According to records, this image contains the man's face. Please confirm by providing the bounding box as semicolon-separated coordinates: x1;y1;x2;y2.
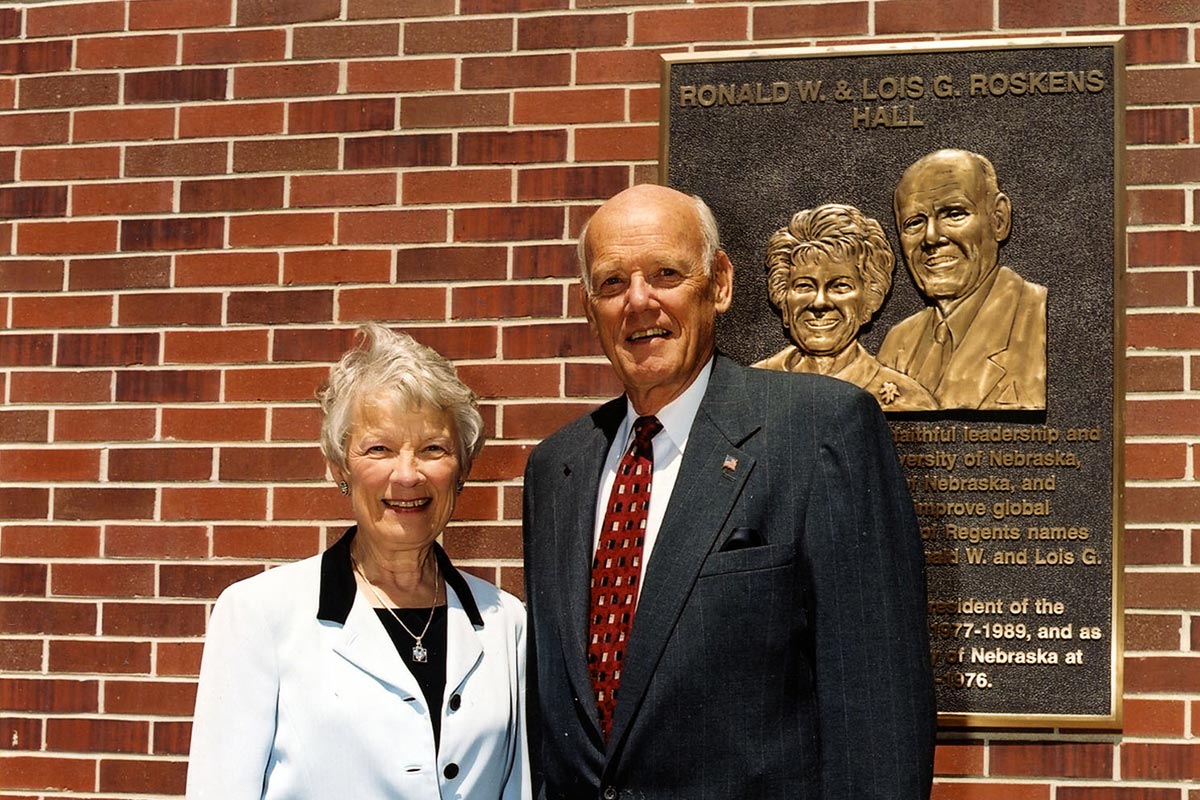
784;253;865;357
582;187;732;414
894;155;1008;302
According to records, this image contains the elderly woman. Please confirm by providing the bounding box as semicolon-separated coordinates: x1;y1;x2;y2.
754;203;936;411
187;323;528;799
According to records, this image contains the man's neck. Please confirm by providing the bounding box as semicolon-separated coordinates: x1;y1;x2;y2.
933;264;1001;319
626;352;715;416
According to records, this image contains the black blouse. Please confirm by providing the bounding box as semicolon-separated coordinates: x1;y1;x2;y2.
375;606;449;750
315;527;486;755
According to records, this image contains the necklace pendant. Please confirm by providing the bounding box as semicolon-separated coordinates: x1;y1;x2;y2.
412;642;428;663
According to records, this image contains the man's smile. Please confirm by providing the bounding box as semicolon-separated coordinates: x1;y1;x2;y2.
920;252;960;269
627;327;670;343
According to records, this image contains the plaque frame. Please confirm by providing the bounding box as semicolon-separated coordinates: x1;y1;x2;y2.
660;37;1125;729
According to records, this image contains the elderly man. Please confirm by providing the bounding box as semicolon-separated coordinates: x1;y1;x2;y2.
522;184;935;800
878;149;1047;410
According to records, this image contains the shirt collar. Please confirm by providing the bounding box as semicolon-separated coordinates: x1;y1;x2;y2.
317;526;483;628
621;356;714;454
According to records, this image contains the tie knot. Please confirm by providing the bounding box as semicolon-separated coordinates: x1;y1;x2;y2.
632;415;662;444
933;320;950;345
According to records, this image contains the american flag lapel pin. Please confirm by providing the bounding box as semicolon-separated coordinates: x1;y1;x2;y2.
722;454;738;473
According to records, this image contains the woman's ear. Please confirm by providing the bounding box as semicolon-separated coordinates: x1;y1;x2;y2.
327;462;348;493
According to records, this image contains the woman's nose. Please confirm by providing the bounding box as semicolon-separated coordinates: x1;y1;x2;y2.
389;455;424;486
810;286;834;310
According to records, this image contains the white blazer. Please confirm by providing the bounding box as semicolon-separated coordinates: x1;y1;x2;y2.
186;531;529;800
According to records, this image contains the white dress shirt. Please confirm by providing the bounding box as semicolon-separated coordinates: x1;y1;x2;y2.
591;357;714;586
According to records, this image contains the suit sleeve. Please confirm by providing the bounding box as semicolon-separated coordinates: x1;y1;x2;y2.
185;584;278;800
803;388;936;799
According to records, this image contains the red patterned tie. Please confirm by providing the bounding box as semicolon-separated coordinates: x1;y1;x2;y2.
588;415;662;741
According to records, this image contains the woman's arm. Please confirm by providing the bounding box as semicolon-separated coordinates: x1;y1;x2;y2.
501;597;532;800
186;583;279;800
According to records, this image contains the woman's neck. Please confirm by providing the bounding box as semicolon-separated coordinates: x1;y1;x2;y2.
351;537;442;607
794;343;859;376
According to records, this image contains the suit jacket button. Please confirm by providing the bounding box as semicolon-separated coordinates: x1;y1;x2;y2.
443;763;459;780
449;693;461;711
602;787;617;800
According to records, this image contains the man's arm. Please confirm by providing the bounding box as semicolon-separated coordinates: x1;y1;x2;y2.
803;387;936;799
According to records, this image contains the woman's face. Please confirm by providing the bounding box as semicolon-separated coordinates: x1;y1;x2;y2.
783;253;867;357
334;395;461;555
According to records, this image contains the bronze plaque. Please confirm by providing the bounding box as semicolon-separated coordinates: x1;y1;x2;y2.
663;37;1124;727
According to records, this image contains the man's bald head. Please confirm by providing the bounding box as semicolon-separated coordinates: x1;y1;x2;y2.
578;184;721;295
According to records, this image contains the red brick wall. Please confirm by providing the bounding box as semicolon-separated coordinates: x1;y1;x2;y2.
0;1;1196;796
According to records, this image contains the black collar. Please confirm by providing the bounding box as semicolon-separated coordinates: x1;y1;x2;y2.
316;526;484;627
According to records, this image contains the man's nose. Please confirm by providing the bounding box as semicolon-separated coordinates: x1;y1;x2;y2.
922;217;943;247
626;273;654;309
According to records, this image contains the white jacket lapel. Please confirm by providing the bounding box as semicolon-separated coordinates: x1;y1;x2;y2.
445;583;484;696
331;590;422;699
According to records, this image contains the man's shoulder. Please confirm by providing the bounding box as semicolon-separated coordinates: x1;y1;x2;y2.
995;265;1047;302
528;395;621;458
880;306;933;345
981;266;1047;332
725;358;877;418
720;364;890;463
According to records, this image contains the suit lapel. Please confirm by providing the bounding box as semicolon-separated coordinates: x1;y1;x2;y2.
444;586;484;697
551;398;624;736
941;268;1020;406
333;560;485;711
606;357;761;754
331;591;422;699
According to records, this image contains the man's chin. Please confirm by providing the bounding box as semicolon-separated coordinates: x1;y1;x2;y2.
617;339;673;362
916;278;966;299
614;354;681;387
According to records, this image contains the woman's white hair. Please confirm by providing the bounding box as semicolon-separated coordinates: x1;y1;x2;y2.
317;323;485;476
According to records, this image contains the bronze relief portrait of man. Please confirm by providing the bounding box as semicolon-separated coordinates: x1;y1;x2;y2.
757;149;1048;412
880;149;1047;410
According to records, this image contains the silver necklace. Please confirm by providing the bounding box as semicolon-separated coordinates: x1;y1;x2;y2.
353;554;440;664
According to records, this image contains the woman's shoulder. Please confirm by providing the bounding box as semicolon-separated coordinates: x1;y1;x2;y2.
213;551;324;609
751;345;799;371
457;569;526;625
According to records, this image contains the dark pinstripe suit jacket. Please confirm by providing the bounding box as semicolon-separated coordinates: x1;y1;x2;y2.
522;355;936;799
